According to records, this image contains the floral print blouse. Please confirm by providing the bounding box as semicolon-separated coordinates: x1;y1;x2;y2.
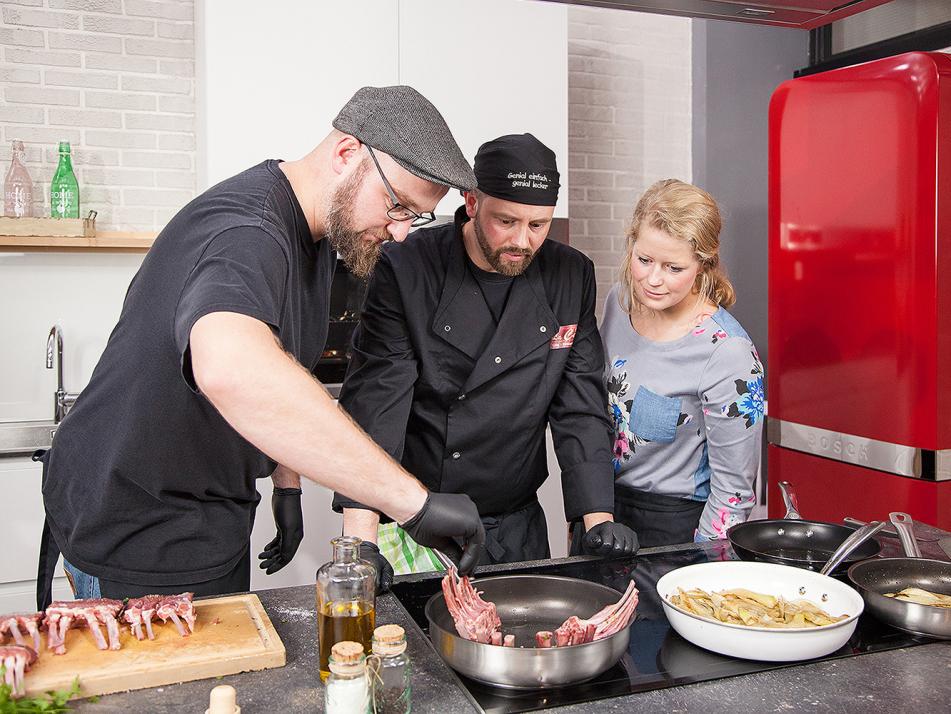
601;284;765;540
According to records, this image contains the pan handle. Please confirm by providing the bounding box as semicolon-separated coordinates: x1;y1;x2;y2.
819;520;885;575
778;481;802;520
889;512;921;558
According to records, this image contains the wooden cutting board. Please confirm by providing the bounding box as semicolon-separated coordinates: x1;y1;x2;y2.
23;593;286;699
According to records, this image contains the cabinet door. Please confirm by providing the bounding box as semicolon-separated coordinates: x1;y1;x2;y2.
0;457;70;612
199;0;400;187
399;0;569;218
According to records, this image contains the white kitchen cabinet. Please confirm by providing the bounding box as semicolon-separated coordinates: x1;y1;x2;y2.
198;0;400;188
0;456;71;613
399;0;569;218
197;0;568;216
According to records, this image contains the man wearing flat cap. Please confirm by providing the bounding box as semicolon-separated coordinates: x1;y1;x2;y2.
335;133;639;588
37;86;486;604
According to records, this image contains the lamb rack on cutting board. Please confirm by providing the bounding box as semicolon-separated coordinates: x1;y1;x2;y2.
125;592;197;640
44;598;124;654
0;613;43;651
0;644;38;698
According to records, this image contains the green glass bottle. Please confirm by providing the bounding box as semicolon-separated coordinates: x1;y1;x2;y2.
50;141;79;218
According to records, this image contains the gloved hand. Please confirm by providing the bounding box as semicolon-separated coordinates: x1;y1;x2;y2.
359;541;394;594
582;521;639;557
400;492;485;576
258;487;304;574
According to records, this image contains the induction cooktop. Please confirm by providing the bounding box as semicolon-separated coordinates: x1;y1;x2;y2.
389;543;934;714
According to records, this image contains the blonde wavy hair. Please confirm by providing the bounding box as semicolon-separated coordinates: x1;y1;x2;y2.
620;178;735;314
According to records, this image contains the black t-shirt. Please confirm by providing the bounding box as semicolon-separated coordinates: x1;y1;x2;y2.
42;160;333;586
467;256;514;324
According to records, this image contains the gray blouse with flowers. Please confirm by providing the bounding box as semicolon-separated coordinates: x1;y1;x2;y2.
601;284;765;540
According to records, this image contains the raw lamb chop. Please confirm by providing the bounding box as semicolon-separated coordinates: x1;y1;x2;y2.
0;613;42;651
44;598;124;655
155;592;197;637
441;570;501;644
552;580;639;646
0;644;38;698
123;595;164;641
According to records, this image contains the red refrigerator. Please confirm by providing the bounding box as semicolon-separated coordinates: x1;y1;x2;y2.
767;51;951;529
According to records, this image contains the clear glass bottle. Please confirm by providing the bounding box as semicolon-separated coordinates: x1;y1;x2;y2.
370;624;411;714
4;139;33;218
324;640;370;714
317;536;376;682
50;141;79;218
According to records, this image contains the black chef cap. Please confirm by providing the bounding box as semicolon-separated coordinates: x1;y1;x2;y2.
473;133;560;207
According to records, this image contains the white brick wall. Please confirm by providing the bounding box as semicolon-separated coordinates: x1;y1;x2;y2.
0;0;196;231
567;7;692;310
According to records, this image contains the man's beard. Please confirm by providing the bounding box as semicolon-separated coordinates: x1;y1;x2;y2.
473;214;535;277
325;159;386;279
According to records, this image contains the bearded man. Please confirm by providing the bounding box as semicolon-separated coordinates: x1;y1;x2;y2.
37;86;487;605
334;134;639;591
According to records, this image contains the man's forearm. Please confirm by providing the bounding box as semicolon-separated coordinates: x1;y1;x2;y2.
271;464;302;490
191;312;427;523
582;512;613;530
343;508;382;544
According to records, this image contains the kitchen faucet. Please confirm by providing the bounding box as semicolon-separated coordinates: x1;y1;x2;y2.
46;325;79;424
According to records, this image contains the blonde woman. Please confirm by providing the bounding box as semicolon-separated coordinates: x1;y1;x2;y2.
597;179;764;547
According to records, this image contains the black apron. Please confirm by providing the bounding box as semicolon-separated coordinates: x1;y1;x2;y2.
34;449;61;610
569;486;705;554
479;499;551;565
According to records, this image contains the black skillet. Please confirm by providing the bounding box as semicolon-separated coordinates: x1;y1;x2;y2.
727;480;881;573
847;512;951;639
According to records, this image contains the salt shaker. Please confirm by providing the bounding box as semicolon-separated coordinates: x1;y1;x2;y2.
325;640;370;714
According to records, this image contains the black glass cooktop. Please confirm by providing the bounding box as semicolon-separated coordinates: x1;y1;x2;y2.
389;543;934;714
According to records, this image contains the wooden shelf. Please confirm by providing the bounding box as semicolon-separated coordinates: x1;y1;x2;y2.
0;230;156;252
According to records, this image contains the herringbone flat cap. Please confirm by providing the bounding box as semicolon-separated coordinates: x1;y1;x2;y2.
333;85;475;192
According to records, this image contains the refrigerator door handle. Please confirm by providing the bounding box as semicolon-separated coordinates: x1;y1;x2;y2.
768;419;951;482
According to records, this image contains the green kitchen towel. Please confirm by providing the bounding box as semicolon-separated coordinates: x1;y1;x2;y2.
377;521;447;575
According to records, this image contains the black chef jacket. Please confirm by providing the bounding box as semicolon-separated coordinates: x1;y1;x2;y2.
333;206;614;522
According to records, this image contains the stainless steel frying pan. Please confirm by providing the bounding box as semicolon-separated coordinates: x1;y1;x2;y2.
847;512;951;639
425;574;632;689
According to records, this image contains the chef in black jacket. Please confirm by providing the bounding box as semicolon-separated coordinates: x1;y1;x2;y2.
334;134;638;589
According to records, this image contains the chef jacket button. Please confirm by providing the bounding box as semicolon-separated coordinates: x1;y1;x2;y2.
451;451;461;460
444;325;451;332
540;325;547;333
494;356;502;364
457;393;466;401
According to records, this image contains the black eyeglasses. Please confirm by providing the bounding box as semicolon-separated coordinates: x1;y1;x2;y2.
366;145;437;227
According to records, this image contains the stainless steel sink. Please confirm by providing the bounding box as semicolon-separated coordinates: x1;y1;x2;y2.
0;420;57;456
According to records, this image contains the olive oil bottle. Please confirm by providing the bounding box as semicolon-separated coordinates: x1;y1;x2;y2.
316;536;376;681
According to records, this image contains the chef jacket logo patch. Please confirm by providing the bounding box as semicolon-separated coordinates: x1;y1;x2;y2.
550;324;577;350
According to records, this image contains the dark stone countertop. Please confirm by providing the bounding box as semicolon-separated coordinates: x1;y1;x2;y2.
73;540;951;713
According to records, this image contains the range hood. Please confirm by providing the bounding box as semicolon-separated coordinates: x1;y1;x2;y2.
539;0;895;29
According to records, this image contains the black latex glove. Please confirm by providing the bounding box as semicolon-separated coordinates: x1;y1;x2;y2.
400;492;485;576
258;487;304;574
582;521;639;557
359;541;394;594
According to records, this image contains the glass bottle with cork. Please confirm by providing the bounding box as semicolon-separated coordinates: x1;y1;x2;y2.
369;624;411;714
3;139;34;218
50;141;79;218
317;536;375;682
324;640;370;714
